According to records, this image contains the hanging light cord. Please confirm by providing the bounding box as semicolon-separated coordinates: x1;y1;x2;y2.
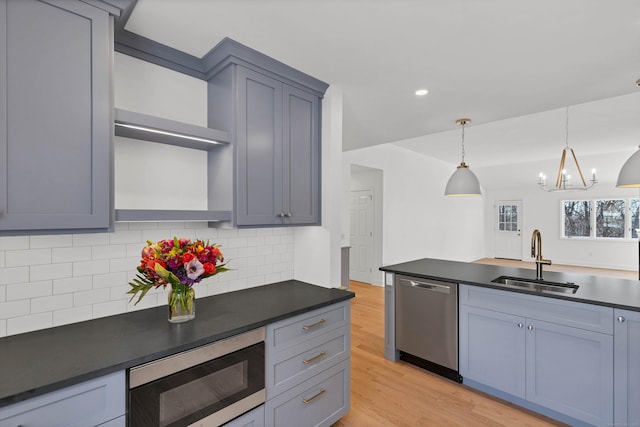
564;106;570;150
460;121;466;164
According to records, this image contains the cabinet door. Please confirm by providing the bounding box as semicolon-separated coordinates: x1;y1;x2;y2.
0;0;111;231
235;66;283;226
282;84;320;225
525;319;613;426
614;309;640;426
459;305;526;398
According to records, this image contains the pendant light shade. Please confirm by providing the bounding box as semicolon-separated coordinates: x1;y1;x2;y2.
445;163;482;196
445;118;481;196
616;146;640;188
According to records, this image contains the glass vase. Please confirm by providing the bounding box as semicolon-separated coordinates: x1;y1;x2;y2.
168;285;195;323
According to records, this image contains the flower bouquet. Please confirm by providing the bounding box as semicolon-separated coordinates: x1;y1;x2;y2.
128;237;228;322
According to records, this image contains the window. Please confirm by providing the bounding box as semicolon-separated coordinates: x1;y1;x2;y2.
562;198;639;240
563;200;591;238
498;204;518;231
632;198;639;239
595;199;625;238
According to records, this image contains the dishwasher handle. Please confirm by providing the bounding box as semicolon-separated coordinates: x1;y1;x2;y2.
404;279;452;295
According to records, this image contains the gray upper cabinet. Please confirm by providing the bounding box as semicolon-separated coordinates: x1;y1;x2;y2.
206;39;327;227
0;0;112;232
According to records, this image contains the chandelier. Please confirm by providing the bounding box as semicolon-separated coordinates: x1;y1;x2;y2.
538;107;597;192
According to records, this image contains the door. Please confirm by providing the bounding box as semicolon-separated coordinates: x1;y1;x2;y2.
349;190;374;283
459;305;526;398
235;66;283;226
282;84;319;225
0;0;111;231
525;319;613;426
614;309;640;426
494;200;522;260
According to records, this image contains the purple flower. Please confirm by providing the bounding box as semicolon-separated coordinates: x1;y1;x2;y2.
185;258;204;280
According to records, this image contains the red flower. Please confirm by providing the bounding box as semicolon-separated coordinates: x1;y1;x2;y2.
146;259;166;272
182;252;195;264
203;262;216;275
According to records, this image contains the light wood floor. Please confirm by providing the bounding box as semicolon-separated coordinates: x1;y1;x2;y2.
333;280;568;427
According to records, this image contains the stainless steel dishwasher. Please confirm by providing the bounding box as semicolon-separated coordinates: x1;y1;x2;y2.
395;274;462;382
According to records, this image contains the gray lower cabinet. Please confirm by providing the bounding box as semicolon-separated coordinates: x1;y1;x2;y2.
0;371;125;427
459;284;614;426
614;308;640;426
264;301;351;426
0;0;112;232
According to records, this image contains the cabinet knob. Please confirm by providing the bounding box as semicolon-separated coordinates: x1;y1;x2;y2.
618;316;626;323
284;212;292;217
277;212;284;218
517;322;524;328
527;325;533;331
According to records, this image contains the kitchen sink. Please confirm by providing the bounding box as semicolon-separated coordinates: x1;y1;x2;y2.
491;276;579;294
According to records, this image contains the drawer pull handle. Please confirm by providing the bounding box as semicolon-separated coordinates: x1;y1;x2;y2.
302;388;326;404
303;351;327;364
302;319;326;330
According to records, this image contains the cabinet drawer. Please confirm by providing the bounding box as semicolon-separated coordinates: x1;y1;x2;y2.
223;404;264;427
264;359;350;427
266;326;349;399
0;371;125;427
266;302;349;352
460;284;613;334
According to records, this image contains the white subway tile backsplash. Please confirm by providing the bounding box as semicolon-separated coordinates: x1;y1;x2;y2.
6;249;51;267
0;300;30;319
109;230;142;245
8;312;52;335
74;288;110;306
73;233;110;247
52;247;92;263
94;272;127;289
53;277;92;294
73;260;110;277
0;236;29;251
7;280;52;301
31;294;74;313
0;267;29;285
53;306;92;327
0;224;294;337
30;234;72;249
92;244;127;260
31;263;72;281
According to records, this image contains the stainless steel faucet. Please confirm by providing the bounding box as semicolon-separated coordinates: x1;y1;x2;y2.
531;229;552;280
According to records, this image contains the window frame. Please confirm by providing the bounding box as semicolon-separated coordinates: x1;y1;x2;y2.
561;197;640;241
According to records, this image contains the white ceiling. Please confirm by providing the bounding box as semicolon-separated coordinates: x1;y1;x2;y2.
125;0;640;188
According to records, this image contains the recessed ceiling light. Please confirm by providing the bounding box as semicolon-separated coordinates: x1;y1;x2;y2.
415;89;429;96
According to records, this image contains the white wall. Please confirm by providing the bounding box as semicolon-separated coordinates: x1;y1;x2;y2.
294;85;344;288
484;186;639;271
343;144;486;268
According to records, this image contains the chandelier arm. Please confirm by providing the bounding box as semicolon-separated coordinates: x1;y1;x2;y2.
570;148;587;187
556;150;567;188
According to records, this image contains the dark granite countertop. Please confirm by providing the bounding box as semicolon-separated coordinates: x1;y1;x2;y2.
0;280;354;408
380;258;640;311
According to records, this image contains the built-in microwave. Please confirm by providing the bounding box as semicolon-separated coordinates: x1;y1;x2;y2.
128;327;265;427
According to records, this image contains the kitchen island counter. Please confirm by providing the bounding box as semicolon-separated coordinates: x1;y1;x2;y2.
0;280;354;407
380;258;640;312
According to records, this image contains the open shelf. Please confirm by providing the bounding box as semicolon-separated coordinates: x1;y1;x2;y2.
114;108;231;151
115;209;231;222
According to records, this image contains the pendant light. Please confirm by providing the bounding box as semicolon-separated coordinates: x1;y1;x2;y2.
616;145;640;188
537;106;597;192
445;118;481;196
616;80;640;188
